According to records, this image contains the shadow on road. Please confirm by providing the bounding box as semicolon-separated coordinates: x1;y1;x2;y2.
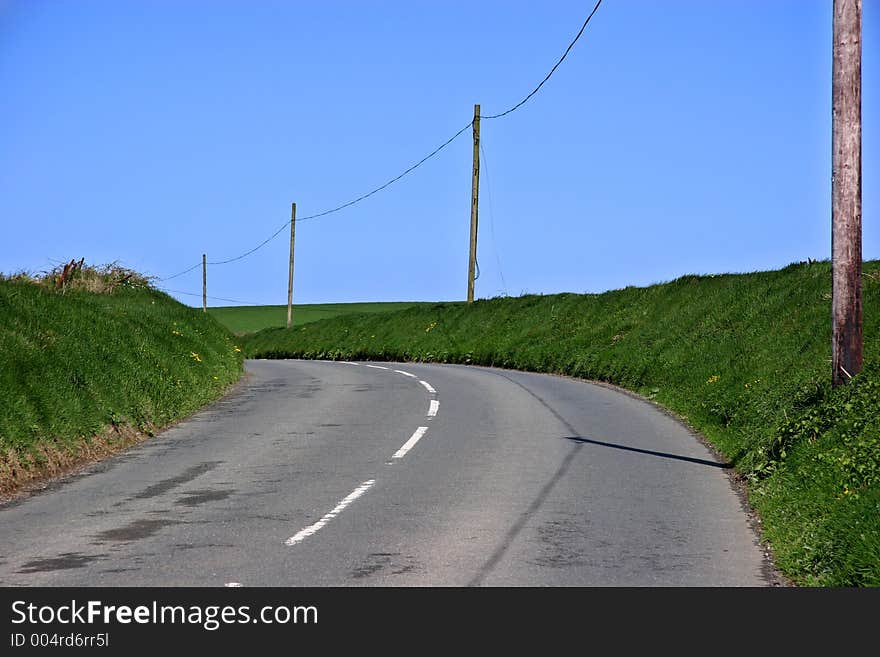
563;436;732;469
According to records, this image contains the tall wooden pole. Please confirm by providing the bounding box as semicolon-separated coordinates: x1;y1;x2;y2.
287;203;297;329
467;104;481;304
202;253;207;313
832;0;862;386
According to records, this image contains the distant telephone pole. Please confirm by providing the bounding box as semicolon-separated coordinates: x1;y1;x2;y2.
832;0;862;386
202;253;207;313
287;202;296;329
467;103;481;304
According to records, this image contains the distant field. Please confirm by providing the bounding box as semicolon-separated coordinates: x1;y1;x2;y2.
209;302;440;335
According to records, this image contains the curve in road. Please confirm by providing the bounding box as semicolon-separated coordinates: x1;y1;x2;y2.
0;360;778;586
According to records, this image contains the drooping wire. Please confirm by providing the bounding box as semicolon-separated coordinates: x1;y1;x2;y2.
207;221;293;266
480;0;604;120
158;287;263;306
480;141;508;296
157;1;604;280
296;120;474;224
201;119;474;268
157;261;202;282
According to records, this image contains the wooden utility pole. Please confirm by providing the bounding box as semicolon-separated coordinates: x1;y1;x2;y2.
202;253;207;313
287;202;297;329
467;103;481;304
832;0;862;386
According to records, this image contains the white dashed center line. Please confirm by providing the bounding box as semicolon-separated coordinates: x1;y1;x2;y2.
284;363;439;546
393;427;429;459
285;480;376;546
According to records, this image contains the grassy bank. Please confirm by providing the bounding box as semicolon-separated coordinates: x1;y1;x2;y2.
0;265;244;495
242;259;880;586
209;301;441;335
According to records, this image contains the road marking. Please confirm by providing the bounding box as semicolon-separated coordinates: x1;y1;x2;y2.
340;361;358;366
335;362;438;460
285;480;376;546
393;426;429;459
225;582;243;587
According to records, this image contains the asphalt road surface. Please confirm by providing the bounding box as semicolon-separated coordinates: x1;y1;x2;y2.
0;360;776;586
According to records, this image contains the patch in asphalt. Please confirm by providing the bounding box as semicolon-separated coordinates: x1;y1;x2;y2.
174;488;234;507
531;517;589;568
17;552;106;573
93;518;180;543
351;552;421;579
127;461;223;501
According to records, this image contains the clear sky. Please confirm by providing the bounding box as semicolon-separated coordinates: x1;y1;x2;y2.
1;0;877;306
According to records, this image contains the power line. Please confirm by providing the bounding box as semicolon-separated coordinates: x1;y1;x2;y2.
208;220;292;266
156;1;604;279
480;0;604;120
217;119;474;264
158;287;262;306
480;141;508;296
165;119;474;273
296;120;474;224
157;262;202;282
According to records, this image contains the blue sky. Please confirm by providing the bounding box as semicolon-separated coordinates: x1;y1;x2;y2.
1;0;876;305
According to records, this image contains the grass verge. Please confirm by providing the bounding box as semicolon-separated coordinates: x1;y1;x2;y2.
0;265;244;497
241;259;880;586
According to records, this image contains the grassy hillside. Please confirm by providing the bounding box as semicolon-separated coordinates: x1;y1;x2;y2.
242;260;880;586
0;265;243;495
209;301;442;335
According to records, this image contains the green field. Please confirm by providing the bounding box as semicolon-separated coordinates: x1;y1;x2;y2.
0;266;243;494
209;301;443;335
241;260;880;586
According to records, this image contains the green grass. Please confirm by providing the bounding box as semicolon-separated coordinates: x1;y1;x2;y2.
209;301;441;335
241;259;880;587
0;275;244;488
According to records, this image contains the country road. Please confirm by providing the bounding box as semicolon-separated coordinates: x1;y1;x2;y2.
0;360;777;586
